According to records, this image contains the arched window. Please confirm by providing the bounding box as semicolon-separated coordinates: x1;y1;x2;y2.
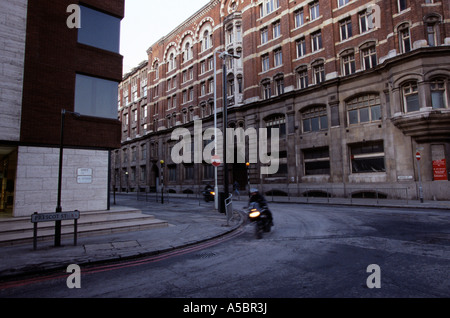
202;30;212;51
346;94;381;125
301;105;328;132
168;53;176;71
153;62;159;79
184;42;192;62
265;114;286;137
402;81;419;112
424;14;441;47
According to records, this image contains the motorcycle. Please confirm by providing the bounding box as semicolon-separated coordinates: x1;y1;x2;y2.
247;202;273;239
202;190;215;202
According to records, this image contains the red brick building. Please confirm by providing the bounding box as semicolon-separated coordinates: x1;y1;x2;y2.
0;0;124;217
115;0;450;201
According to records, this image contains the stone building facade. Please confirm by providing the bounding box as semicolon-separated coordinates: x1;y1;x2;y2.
114;0;450;200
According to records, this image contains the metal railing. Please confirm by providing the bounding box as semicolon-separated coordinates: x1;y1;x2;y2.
262;186;411;206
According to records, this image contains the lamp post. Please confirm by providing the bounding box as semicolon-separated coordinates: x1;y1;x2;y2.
246;162;250;194
55;109;80;247
213;50;240;206
160;160;165;204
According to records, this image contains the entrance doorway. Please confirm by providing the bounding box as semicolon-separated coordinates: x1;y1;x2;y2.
0;147;17;217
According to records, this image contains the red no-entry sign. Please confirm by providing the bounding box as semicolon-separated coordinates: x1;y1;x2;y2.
211;155;221;167
416;152;421;161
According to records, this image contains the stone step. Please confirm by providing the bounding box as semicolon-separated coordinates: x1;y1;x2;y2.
0;208;169;247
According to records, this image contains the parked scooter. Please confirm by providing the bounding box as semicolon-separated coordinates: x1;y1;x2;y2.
246;202;273;239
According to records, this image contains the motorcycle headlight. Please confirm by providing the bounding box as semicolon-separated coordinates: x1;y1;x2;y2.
249;209;261;218
210;191;215;196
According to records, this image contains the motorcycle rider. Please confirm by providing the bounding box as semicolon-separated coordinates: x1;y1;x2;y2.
248;188;273;226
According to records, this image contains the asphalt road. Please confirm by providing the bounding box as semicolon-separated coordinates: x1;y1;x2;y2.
0;200;449;300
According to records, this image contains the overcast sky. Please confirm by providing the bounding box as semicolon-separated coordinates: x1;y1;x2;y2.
120;0;210;74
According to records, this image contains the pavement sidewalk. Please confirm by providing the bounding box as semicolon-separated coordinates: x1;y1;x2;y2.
0;196;244;279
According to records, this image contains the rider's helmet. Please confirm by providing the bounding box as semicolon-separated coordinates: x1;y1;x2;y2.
250;188;259;196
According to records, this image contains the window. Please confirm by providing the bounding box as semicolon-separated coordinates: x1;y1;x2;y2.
266;115;286;137
168;52;176;71
296;37;306;58
312;62;325;84
154;62;159;79
273;21;281;38
262;80;271;99
431;79;447;109
227;76;235;97
361;46;377;70
236;24;242;42
184;42;192;62
340;18;352;41
200;60;206;74
398;0;407;12
208;78;214;94
274;48;283;67
262;54;270;72
200;82;206;96
309;1;320;21
303;147;330;175
168;165;177;182
359;10;375;34
295;9;304;28
338;0;350;7
347;94;381;125
427;24;437;47
184;164;194;180
203;30;212;51
74;74;118;119
227;26;234;44
140;166;146;182
399;25;411;53
78;5;120;53
261;27;269;45
237;75;243;94
208;57;214;70
260;0;280;17
275;77;284;95
302;106;328;132
402;82;420;112
297;67;309;89
203;163;214;179
311;31;322;52
342;52;356;76
350;141;385;173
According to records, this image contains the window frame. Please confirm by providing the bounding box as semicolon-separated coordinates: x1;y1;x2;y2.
346;94;382;125
402;82;420;113
301;105;328;133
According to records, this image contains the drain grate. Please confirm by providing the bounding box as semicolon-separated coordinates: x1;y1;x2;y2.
195;252;217;259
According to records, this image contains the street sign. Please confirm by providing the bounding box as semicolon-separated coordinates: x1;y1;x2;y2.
31;211;80;223
31;211;80;250
416;152;421;161
211;155;221;167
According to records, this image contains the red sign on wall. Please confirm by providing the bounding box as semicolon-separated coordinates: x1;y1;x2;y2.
433;159;448;181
